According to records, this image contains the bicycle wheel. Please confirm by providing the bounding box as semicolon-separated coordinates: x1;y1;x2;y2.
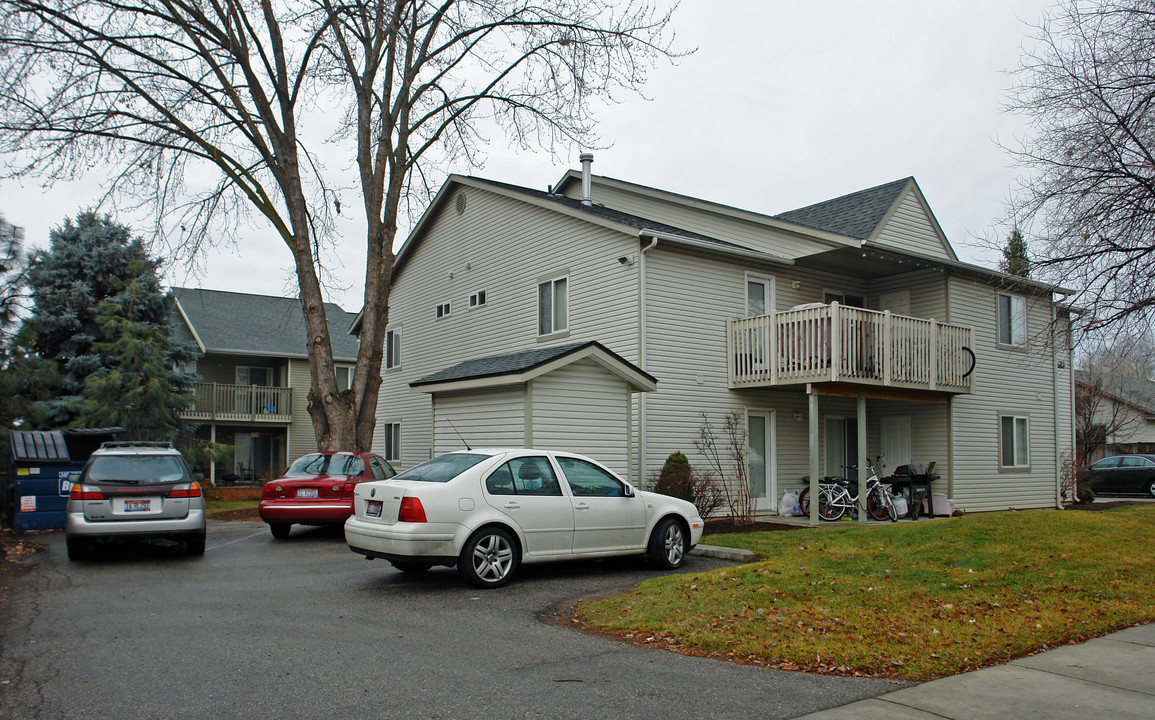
866;486;892;521
818;486;847;521
799;486;844;521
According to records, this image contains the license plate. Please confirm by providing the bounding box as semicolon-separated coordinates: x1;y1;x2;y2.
296;488;319;499
365;501;383;518
125;499;152;513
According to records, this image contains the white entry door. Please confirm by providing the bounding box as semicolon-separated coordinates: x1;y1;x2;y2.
880;416;912;475
748;412;776;510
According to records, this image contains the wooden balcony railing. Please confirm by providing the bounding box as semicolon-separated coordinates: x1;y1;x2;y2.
728;303;974;393
180;382;293;423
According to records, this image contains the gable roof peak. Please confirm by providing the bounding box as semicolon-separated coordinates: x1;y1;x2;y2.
773;177;915;241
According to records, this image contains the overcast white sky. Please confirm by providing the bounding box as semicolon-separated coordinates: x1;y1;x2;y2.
0;0;1056;312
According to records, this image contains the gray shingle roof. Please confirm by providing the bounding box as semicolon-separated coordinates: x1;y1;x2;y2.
1075;371;1155;414
410;340;655;388
466;177;758;254
774;177;912;240
171;287;360;361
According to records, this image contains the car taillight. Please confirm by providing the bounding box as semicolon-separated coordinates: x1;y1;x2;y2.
170;481;202;499
398;497;427;523
69;484;104;500
263;484;283;494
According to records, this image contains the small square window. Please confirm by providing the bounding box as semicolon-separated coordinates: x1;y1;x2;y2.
469;290;487;308
335;365;353;390
436;302;451;319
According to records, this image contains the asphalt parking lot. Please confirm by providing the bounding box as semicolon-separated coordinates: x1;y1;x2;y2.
0;520;901;719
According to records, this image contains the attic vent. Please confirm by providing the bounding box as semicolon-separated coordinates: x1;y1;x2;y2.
455;193;467;215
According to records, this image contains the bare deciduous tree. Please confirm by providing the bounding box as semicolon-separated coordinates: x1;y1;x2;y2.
1004;0;1155;336
693;410;753;524
1074;331;1155;463
0;1;681;449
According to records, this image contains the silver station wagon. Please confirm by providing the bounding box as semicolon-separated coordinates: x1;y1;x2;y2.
65;441;207;560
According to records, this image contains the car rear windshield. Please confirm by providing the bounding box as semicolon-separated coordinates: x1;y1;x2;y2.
393;453;490;483
285;453;365;477
87;455;186;484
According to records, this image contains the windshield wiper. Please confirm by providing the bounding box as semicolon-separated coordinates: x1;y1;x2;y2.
97;479;141;485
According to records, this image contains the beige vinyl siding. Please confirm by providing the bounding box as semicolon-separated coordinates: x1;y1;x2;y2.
565;180;844;259
873;192;955;260
530;359;631;477
868;270;947;320
432;387;525;454
948;277;1059;511
285;358;319;461
377;185;639;469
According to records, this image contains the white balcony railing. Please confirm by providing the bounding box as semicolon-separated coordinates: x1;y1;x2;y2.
728;303;974;393
181;382;293;423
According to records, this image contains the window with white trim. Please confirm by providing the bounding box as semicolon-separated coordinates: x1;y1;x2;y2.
998;293;1026;346
384;422;401;462
335;365;353;390
469;290;487;308
385;328;401;370
1000;415;1029;468
538;276;568;335
435;302;451;319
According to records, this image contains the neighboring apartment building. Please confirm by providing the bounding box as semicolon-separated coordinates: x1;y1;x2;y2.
1075;371;1155;461
370;159;1075;514
171;287;359;484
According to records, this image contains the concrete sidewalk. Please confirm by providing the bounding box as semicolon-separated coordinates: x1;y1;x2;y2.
795;624;1155;719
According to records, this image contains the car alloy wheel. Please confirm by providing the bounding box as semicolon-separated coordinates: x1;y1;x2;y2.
649;518;686;570
460;527;518;588
1148;479;1155;499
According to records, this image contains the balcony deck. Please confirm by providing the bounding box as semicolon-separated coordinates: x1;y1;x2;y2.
728;303;974;394
181;382;293;423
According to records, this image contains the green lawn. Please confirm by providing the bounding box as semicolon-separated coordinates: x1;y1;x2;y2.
580;505;1155;680
205;499;258;517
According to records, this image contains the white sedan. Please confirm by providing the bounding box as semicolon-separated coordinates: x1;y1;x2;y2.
345;449;704;588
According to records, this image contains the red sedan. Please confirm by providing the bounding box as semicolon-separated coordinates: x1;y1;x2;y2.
259;452;396;538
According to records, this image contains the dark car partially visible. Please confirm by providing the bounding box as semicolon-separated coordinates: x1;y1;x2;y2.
1080;454;1155;497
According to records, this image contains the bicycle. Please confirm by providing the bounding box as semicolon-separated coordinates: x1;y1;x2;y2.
798;457;897;522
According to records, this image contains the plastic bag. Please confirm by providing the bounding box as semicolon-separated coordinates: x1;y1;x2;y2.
779;490;800;517
889;492;908;518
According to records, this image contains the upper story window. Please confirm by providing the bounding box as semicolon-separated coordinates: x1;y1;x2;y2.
998;293;1026;346
1000;415;1029;468
538;276;568;335
436;302;451;319
385;328;401;370
469;290;487;308
335;365;353;390
237;366;271;386
746;274;775;317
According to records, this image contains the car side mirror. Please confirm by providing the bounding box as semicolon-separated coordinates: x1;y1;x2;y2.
623;484;635;498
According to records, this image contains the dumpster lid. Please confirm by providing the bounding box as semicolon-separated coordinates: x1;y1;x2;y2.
9;431;71;462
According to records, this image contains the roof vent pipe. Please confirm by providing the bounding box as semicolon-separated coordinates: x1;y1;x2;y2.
579;153;594;205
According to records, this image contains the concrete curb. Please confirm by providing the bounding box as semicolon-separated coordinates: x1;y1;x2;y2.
691;544;758;562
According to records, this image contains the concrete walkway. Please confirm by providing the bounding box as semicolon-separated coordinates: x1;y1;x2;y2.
795;624;1155;719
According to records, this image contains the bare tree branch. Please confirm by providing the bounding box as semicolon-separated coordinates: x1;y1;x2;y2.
0;0;684;449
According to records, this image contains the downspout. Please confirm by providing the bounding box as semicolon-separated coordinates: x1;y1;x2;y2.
638;234;659;486
1052;301;1062;508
